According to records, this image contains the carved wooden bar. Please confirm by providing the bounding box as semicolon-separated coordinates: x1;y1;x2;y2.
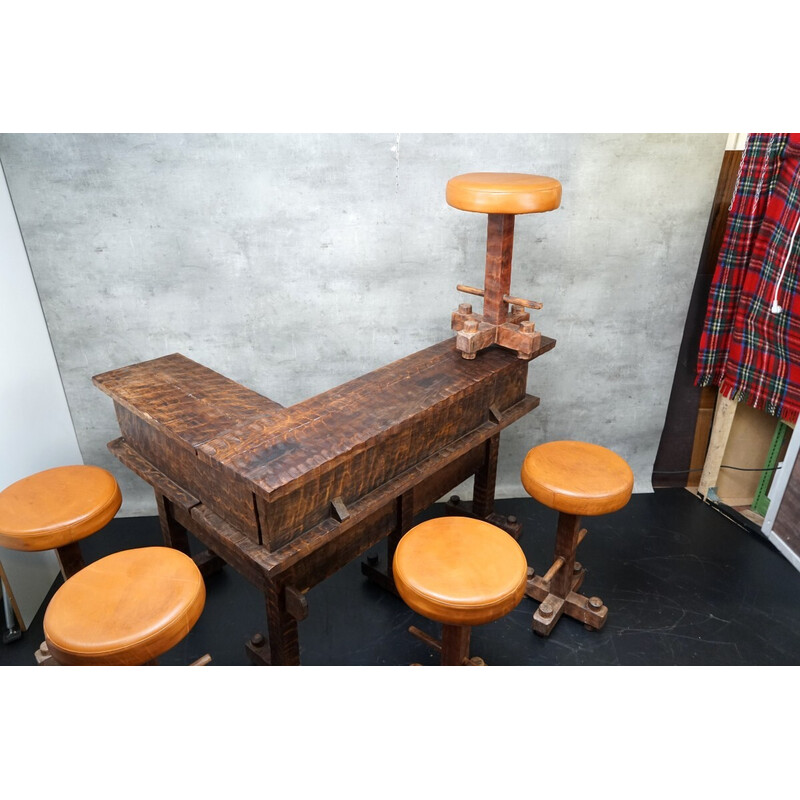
93;336;554;664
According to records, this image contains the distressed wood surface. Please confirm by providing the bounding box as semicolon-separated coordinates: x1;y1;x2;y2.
95;337;555;663
94;353;285;447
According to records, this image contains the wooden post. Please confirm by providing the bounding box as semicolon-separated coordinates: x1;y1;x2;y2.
265;584;300;666
551;512;582;598
55;541;85;580
440;624;471;666
387;489;414;581
698;391;738;500
156;493;191;555
472;434;499;520
482;214;515;325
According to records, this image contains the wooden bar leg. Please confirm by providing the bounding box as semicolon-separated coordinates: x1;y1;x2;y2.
156;493;191;555
264;584;300;666
55;541;85;580
466;435;521;539
441;624;471;666
361;489;414;595
156;492;225;578
472;435;499;521
698;390;738;501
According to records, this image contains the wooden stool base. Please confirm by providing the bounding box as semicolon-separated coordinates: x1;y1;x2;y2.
525;515;608;636
526;569;608;635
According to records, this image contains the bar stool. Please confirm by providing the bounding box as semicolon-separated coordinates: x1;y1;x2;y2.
448;172;561;360
393;517;528;665
521;440;633;636
0;465;122;579
40;546;208;666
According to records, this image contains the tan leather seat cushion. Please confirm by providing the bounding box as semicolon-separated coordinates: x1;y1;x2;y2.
521;440;634;516
393;517;528;627
44;546;206;666
0;465;121;551
446;172;562;215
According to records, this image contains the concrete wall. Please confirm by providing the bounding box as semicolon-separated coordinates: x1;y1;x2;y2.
0;133;727;516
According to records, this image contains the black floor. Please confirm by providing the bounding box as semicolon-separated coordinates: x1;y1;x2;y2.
3;487;800;667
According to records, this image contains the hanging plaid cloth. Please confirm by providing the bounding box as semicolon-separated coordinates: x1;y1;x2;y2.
696;133;800;423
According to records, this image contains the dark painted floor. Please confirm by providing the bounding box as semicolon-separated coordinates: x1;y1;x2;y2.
3;487;800;667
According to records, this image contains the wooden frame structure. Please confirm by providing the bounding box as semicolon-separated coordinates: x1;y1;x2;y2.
94;336;554;665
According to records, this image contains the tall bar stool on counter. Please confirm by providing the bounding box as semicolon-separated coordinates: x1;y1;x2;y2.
41;546;208;666
447;171;562;361
393;517;528;665
520;440;633;636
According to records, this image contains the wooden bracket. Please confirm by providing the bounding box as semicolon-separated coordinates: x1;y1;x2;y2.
285;586;309;621
330;496;350;522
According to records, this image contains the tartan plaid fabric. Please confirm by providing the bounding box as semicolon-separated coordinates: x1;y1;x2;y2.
696;133;800;422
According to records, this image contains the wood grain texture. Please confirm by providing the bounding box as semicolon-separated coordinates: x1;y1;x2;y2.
96;337;555;663
483;214;515;325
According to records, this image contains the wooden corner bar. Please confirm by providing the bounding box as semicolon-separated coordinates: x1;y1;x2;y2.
93;336;555;664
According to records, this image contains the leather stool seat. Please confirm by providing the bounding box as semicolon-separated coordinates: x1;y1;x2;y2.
394;517;527;663
0;465;122;552
446;172;562;215
43;546;206;666
521;440;634;516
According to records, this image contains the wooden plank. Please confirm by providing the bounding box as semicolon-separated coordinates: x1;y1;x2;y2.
698;391;737;499
483;214;515;325
93;353;285;448
686;385;717;490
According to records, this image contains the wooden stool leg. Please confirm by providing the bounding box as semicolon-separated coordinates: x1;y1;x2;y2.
55;542;85;579
441;624;471;666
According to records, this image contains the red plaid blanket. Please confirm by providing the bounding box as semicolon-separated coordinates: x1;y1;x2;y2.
696;133;800;422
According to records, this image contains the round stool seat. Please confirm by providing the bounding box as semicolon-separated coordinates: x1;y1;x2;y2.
446;172;562;215
43;546;205;666
0;465;122;552
521;440;634;516
393;517;528;627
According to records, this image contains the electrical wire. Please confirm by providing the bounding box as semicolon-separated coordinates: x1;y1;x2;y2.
655;464;782;474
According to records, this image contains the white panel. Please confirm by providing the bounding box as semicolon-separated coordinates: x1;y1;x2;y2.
726;132;747;151
0;161;83;630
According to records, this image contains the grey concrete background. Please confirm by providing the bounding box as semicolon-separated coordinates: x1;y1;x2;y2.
0;133;727;516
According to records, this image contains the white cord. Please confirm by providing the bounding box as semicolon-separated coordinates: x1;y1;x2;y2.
771;212;800;314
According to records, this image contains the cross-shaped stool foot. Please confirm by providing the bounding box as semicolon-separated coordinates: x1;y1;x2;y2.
526;566;608;635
